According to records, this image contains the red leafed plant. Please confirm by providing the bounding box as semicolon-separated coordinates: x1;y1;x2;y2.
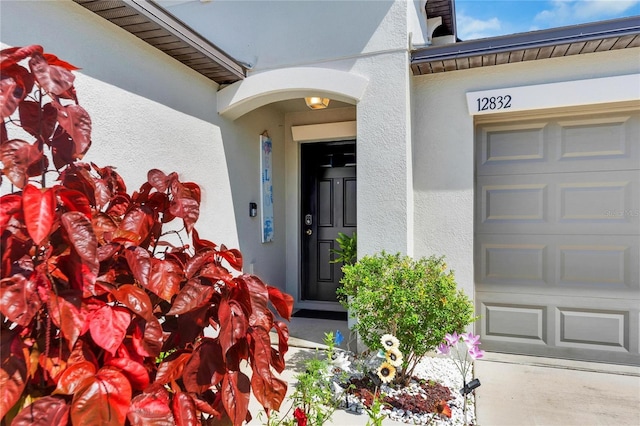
0;45;293;426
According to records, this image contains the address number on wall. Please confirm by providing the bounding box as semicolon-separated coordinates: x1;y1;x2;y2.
476;95;512;112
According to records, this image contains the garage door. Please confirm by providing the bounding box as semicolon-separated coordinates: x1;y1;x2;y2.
475;106;640;365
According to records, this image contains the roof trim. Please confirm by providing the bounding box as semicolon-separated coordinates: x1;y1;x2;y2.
73;0;245;84
412;16;640;75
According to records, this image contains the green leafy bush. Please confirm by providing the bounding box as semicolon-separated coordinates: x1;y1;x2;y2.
337;252;475;385
330;231;357;266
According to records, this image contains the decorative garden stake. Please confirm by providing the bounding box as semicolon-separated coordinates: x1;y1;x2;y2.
0;45;293;426
436;332;484;426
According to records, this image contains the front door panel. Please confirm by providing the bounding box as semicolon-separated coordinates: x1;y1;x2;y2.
301;142;356;302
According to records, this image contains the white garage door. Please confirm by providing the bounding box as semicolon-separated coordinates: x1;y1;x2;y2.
475;106;640;365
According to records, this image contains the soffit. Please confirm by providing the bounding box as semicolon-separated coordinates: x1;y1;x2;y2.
73;0;245;84
412;16;640;75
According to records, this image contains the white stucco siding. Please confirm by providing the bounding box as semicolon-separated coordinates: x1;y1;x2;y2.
165;0;407;72
354;51;414;256
412;47;640;299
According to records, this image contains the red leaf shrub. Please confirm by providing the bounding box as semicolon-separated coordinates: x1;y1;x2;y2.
0;46;293;425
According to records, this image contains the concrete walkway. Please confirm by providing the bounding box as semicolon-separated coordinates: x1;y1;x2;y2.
253;316;640;426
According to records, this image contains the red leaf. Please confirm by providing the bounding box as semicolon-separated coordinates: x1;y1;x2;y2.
105;357;150;390
50;126;75;170
124;246;151;288
57;187;92;219
172;392;198;426
112;284;154;321
166;278;213;315
0;193;22;232
94;178;112;209
10;396;70;426
93;213;118;243
0;45;43;70
0;77;20;119
147;169;171;193
128;388;175;426
154;352;191;386
218;299;248;359
61;211;98;269
43;53;80;71
182;338;225;394
184;249;215;280
29;52;75;95
115;206;154;245
48;291;87;350
0;329;27;418
192;228;217;252
272;321;290;373
0;138;42;188
89;305;131;356
148;258;183;302
169;180;200;234
131;316;163;359
18;100;57;140
70;367;132;426
218;247;243;271
53;102;91;158
54;360;96;395
105;193;130;217
249;326;287;411
267;285;294;321
221;371;251;426
250;371;287;413
22;184;56;245
0;273;41;326
240;275;272;330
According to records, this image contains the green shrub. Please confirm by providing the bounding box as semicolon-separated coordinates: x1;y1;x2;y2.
330;231;357;266
337;252;475;385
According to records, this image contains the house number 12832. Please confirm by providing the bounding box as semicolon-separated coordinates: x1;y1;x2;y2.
476;95;512;111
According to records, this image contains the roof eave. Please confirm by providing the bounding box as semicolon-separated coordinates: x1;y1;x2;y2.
412;16;640;75
73;0;245;84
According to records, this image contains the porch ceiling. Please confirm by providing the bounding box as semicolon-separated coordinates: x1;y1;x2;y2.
412;16;640;75
72;0;245;85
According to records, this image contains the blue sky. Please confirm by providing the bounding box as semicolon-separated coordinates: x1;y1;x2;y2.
455;0;640;40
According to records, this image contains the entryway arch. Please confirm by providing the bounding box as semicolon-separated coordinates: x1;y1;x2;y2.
217;67;368;119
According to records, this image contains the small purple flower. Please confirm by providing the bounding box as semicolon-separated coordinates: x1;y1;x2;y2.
462;332;481;346
436;342;451;355
468;345;485;360
444;332;460;346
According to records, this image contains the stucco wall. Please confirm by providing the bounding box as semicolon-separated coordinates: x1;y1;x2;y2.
165;0;405;72
411;47;640;297
0;0;288;289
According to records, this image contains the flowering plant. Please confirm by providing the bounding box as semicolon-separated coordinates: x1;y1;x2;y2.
436;332;484;425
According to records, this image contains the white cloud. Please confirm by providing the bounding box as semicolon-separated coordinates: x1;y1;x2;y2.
534;0;640;28
457;12;503;40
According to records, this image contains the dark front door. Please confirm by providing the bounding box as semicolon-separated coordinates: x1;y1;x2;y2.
301;141;356;302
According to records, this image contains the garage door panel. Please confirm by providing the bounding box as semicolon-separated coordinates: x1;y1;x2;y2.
476;234;639;292
482;303;547;343
477;112;639;176
557;308;628;350
479;122;548;168
558;114;637;161
476;170;639;235
477;291;640;364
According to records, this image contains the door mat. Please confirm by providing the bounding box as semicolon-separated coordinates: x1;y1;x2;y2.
292;309;348;321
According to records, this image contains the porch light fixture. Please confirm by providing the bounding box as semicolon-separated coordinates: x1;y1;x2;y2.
304;97;330;109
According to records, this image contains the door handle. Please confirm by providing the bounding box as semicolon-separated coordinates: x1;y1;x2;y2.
305;229;312;236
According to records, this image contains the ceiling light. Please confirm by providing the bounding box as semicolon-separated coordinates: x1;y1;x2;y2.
304;97;330;110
